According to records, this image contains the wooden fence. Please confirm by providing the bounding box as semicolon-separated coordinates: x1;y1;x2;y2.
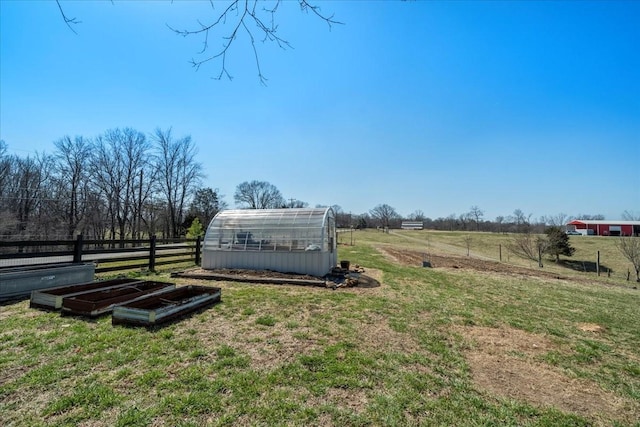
0;235;201;274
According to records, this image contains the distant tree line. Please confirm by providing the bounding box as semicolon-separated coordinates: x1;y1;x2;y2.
2;135;637;241
0;131;221;240
351;205;619;234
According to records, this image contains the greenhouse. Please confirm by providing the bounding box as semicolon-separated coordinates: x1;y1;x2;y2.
202;207;337;277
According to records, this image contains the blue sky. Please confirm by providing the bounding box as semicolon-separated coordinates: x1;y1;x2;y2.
1;0;638;221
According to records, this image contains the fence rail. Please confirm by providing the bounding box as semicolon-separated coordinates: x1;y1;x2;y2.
0;235;202;274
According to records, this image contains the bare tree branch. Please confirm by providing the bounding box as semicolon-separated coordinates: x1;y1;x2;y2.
616;236;640;282
55;0;341;83
299;0;342;29
168;0;342;83
622;210;640;221
55;0;81;34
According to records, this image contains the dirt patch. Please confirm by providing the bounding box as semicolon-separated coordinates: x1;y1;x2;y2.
0;303;35;321
460;326;556;355
306;387;369;414
173;268;325;287
183;268;322;281
356;312;424;355
458;325;637;425
0;308;14;321
176;267;382;290
377;246;572;282
578;323;606;333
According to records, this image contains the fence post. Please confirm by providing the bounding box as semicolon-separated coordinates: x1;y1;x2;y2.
73;234;83;263
596;251;600;276
195;236;201;266
149;235;156;272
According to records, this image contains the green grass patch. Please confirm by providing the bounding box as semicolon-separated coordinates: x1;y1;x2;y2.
1;230;639;426
255;315;277;326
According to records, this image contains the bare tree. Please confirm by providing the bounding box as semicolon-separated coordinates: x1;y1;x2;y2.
328;204;352;228
153;128;203;238
463;235;473;256
11;154;57;238
458;212;471;231
574;213;605;220
622;210;640;221
512;209;532;233
0;145;18;237
1;147;65;239
539;213;570;228
53;136;91;238
509;232;547;266
0;140;8;192
0;141;12;234
554;213;570;227
338;212;353;229
141;197;165;238
408;210;426;221
90;128;152;243
89;135;121;241
27;155;60;239
234;180;284;209
469;206;484;231
616;236;640;282
285;198;308;208
130;152;157;240
369;204;399;229
83;191;108;240
446;214;457;231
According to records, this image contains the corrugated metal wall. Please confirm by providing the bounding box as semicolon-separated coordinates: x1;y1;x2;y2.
202;250;335;277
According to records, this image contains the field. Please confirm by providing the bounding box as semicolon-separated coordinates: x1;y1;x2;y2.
1;230;639;426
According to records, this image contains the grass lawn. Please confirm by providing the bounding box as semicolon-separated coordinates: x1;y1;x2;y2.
1;230;639;426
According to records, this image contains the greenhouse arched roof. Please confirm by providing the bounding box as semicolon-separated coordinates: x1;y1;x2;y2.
208;207;333;231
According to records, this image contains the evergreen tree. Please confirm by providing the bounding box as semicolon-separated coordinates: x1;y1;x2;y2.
545;226;575;262
186;217;204;240
189;187;226;226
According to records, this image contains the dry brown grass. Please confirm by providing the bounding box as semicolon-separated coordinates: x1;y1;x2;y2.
457;325;638;425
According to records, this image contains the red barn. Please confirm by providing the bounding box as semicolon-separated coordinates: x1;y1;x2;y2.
567;220;640;236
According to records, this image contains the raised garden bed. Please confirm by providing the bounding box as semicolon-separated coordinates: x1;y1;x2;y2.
30;278;144;310
112;285;221;327
61;280;175;317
